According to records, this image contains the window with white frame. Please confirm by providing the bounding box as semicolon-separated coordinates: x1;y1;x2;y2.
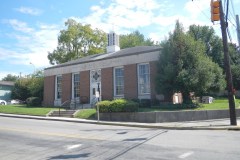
72;73;80;98
56;75;62;99
138;63;150;94
114;67;124;96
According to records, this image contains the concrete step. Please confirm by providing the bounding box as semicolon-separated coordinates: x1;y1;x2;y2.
48;110;76;118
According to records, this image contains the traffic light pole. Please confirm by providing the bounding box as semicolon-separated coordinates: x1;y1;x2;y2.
219;0;237;125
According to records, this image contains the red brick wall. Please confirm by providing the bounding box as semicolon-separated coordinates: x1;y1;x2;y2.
80;71;90;103
43;76;55;106
124;64;137;99
101;68;113;100
150;61;158;100
62;73;72;103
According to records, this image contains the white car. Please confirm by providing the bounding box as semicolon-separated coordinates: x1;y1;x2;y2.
0;100;7;105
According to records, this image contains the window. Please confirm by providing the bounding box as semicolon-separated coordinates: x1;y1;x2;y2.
56;75;62;99
114;67;124;96
72;73;80;98
138;64;150;94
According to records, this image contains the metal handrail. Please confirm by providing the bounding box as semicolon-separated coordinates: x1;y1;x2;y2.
58;100;70;116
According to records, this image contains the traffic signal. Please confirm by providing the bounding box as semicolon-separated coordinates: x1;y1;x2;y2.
210;0;220;22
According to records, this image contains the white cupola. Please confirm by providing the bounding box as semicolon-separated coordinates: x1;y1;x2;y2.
107;31;120;53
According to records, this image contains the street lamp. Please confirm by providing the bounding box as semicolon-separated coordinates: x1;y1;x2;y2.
29;62;36;73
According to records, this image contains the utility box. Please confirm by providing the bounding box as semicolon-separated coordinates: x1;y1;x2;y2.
202;96;214;104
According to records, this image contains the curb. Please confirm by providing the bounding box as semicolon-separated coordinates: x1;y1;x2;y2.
0;113;239;130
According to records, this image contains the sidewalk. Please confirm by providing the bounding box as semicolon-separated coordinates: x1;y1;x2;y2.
0;113;239;130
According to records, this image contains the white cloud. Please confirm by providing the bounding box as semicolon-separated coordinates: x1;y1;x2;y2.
15;7;42;16
1;20;59;68
4;19;34;33
184;0;210;19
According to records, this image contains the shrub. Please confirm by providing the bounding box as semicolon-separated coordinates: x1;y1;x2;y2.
110;99;127;112
97;100;111;112
26;97;41;106
124;100;138;112
96;99;138;112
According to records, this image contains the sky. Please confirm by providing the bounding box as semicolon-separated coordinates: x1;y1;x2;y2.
0;0;239;79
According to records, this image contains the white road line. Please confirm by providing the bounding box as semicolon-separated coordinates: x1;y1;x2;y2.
66;144;82;150
178;151;194;159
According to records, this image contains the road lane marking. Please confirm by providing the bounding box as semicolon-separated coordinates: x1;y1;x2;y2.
66;144;82;150
0;126;103;141
178;151;194;159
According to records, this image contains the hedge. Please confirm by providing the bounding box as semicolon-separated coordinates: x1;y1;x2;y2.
96;99;138;112
26;97;41;106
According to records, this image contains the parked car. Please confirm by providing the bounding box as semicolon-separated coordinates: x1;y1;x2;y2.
11;99;24;104
0;100;7;105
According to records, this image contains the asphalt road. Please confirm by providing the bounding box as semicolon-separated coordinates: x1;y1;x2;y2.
0;117;239;160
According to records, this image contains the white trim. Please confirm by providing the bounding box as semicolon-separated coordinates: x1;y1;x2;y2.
71;72;80;99
90;69;101;104
113;66;124;97
45;51;159;77
55;75;62;100
137;63;151;98
54;75;62;106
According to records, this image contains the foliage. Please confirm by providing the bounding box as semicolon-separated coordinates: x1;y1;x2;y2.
131;98;151;108
188;25;240;89
119;30;155;49
48;19;107;65
156;21;226;104
188;25;224;67
11;70;44;101
26;97;41;106
97;100;112;112
1;74;18;82
0;105;54;116
96;99;138;112
11;79;30;101
231;64;240;90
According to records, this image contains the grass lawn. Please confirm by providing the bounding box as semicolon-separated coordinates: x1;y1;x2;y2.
0;105;56;116
74;109;96;119
1;98;239;119
139;98;240;112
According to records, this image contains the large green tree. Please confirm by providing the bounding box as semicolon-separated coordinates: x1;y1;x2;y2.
188;25;224;67
119;30;155;49
156;21;226;103
188;25;240;90
48;19;107;65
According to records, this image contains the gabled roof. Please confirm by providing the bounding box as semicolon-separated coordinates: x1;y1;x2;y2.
45;46;161;70
0;81;15;86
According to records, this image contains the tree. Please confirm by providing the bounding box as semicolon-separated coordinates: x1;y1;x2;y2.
188;25;224;68
1;74;18;82
188;25;240;90
156;21;226;103
119;30;155;49
11;70;44;101
48;19;107;65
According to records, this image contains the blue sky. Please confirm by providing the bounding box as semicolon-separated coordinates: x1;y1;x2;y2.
0;0;239;79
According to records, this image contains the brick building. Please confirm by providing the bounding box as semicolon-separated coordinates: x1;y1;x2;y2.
43;32;181;107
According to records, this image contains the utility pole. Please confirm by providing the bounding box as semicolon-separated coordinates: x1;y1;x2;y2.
236;15;240;47
211;0;237;125
218;0;237;125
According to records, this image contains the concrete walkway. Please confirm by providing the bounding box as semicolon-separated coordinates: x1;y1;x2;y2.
0;113;239;130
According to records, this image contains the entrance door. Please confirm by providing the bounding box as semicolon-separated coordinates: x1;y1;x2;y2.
90;69;101;104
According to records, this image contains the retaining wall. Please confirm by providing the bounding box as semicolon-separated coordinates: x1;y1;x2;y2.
99;109;240;123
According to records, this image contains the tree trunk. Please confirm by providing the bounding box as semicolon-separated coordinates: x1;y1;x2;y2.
182;92;192;104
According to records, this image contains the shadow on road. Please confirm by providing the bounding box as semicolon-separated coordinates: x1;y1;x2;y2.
48;153;91;159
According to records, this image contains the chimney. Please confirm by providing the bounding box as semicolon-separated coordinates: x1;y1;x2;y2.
107;31;120;53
